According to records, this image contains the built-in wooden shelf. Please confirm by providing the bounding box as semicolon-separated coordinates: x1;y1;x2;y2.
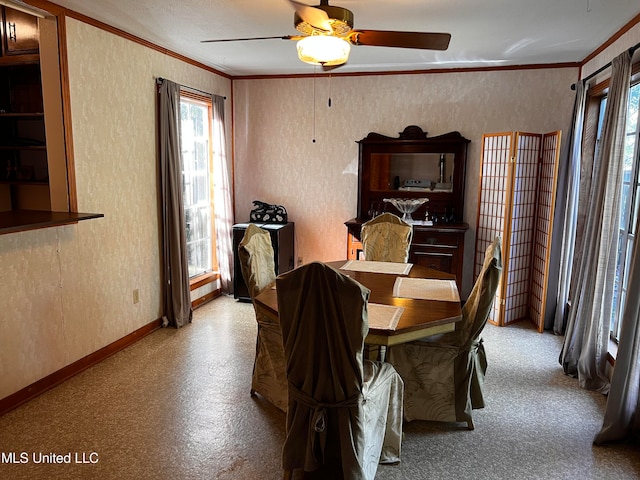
0;54;39;66
0;112;44;117
0;210;104;235
0;145;46;150
0;180;48;186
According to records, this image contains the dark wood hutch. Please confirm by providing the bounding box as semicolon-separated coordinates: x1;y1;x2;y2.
345;126;470;292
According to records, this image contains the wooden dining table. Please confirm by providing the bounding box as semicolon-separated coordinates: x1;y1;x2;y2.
254;260;463;348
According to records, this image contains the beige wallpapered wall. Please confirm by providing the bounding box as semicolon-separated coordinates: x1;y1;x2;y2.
0;19;231;399
233;67;578;296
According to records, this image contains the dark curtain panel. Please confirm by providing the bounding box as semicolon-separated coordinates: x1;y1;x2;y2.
158;79;193;328
559;51;632;392
595;207;640;444
594;49;640;445
551;81;588;334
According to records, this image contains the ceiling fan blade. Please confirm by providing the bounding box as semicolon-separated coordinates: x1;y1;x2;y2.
287;0;332;32
201;35;300;43
322;62;345;72
349;30;451;50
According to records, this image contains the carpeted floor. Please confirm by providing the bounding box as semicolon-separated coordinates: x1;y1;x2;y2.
1;295;639;479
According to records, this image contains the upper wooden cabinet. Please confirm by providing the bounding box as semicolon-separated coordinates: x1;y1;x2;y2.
356;125;470;223
1;6;40;56
0;5;104;233
0;8;55;213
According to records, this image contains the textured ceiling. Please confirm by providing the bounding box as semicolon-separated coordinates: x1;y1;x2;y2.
39;0;640;76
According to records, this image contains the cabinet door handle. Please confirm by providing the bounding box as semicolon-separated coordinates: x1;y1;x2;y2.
415;251;452;259
8;23;16;42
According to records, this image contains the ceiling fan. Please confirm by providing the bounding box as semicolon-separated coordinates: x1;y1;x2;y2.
201;0;451;68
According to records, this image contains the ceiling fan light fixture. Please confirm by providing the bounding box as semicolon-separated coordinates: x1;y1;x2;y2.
296;35;350;66
294;4;354;36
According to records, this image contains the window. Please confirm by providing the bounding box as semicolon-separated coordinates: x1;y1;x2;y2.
179;94;218;279
604;81;640;342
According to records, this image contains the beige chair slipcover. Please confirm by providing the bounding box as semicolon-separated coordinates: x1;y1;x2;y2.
361;212;413;263
277;262;404;479
238;224;287;412
387;236;502;429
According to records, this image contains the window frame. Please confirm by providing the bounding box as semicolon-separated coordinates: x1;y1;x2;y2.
612;79;640;342
178;90;219;284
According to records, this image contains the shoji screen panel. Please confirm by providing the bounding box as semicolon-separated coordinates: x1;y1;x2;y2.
476;133;512;326
529;131;562;331
476;131;562;330
503;133;541;325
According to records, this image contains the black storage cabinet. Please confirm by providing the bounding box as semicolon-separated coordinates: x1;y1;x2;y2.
233;222;295;301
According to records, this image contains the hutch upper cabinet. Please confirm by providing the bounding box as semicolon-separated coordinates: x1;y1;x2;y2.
345;126;470;292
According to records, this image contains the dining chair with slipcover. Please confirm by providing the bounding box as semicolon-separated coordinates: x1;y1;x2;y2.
386;236;502;430
361;212;413;263
238;223;287;412
277;261;404;480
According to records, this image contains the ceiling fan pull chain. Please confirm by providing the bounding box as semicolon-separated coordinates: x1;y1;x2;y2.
312;65;317;143
328;72;332;108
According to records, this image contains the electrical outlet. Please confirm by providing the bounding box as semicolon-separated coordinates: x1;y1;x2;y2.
133;289;140;304
297;256;303;266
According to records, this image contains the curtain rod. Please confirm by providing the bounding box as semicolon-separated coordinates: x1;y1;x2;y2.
571;42;640;90
156;77;227;100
